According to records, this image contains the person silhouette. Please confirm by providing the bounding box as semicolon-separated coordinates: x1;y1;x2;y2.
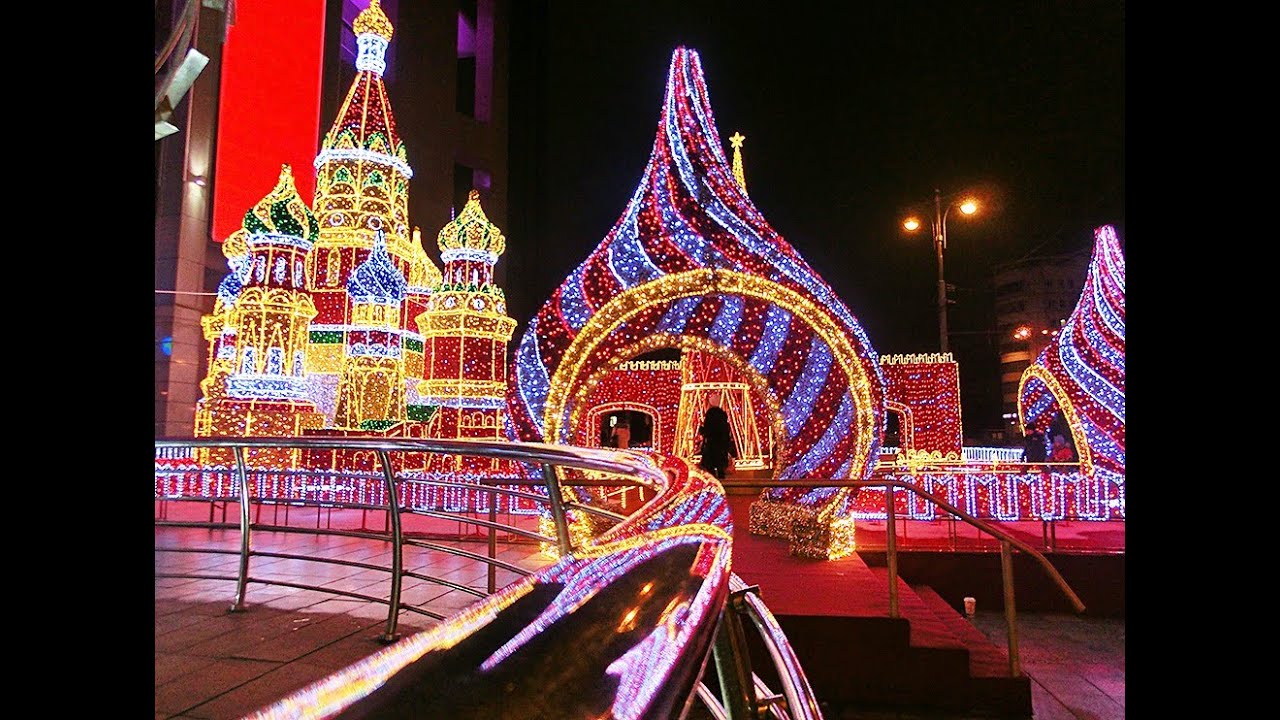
696;395;736;480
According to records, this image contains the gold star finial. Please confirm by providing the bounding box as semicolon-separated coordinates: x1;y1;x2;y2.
729;131;745;150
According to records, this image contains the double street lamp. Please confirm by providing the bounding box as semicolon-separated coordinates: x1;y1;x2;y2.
902;189;980;354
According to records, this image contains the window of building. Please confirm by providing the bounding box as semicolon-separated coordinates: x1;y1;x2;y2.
996;280;1024;295
452;162;491;216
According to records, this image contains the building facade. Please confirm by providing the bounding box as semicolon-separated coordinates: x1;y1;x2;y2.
992;250;1090;434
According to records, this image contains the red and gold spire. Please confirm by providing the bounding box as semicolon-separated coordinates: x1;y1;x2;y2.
310;0;412;265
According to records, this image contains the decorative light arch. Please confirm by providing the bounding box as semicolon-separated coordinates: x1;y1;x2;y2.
586;402;664;449
1017;366;1095;475
541;270;880;481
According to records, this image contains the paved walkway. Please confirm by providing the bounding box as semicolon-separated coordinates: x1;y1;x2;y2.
156;521;1122;719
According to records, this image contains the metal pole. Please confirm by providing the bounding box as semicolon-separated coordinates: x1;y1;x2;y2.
377;449;403;643
1000;540;1022;676
230;446;251;613
542;464;573;556
712;600;756;720
488;487;498;594
885;484;900;619
935;188;949;354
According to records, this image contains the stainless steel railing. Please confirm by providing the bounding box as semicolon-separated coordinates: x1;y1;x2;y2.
734;478;1089;677
155;437;823;719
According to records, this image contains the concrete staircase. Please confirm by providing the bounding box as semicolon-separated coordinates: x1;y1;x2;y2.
727;495;1032;717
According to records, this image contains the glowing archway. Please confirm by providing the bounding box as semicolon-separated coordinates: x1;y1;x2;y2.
1018;366;1094;475
587;401;663;449
540;270;879;481
884;400;915;452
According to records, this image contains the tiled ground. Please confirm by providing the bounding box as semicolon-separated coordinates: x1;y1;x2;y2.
154;523;552;720
971;611;1124;720
156;514;1123;719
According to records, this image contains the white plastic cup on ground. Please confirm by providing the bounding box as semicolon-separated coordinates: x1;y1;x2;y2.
963;596;976;617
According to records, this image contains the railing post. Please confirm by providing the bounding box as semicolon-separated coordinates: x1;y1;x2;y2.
488;485;498;594
884;482;899;619
542;464;573;556
376;449;403;643
712;595;757;720
1000;540;1022;676
230;446;252;613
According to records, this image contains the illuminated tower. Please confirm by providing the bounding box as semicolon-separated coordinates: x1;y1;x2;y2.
194;166;325;459
404;227;442;412
305;0;418;420
418;190;516;470
333;230;408;429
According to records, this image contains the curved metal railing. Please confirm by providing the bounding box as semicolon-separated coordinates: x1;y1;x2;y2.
155;437;822;720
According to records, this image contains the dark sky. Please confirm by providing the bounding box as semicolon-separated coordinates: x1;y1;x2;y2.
504;0;1124;432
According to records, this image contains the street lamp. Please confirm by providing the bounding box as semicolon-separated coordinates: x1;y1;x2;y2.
902;189;980;353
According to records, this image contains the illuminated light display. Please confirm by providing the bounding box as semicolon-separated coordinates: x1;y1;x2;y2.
333;230;407;428
508;48;885;491
879;353;963;458
190;1;520;499
507;48;885;560
729;131;748;196
1018;225;1125;492
416;190;517;477
581;360;683;453
194;166;326;465
303;0;419;430
673;349;771;469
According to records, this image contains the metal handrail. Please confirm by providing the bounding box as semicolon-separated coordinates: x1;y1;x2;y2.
156;437;820;717
156;437;671;640
734;478;1088;676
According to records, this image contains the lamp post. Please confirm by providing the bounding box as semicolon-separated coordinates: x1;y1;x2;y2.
903;189;979;354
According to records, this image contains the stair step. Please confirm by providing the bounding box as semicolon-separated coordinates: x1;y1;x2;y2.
868;568;965;652
913;584;1016;678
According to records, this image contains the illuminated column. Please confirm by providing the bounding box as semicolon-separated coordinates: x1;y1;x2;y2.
305;0;416;421
334;230;408;429
417;191;516;472
193;166;325;461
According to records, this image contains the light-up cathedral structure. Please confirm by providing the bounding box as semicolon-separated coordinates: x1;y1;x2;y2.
194;1;517;483
182;3;1125;559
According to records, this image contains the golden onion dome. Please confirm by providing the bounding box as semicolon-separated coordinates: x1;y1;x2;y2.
437;190;505;257
353;0;393;41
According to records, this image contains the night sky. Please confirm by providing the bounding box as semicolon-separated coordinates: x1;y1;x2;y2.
504;0;1124;434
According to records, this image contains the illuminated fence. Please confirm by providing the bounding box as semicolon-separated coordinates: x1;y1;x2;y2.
961;446;1025;463
851;469;1125;522
154;463;547;514
155;446;194;461
879;446;1027;463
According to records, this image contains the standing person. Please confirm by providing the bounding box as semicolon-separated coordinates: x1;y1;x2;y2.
1022;428;1047;463
1050;434;1076;463
611;417;631;450
696;395;736;480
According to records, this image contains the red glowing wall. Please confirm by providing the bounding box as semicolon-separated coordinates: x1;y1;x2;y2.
213;0;327;241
